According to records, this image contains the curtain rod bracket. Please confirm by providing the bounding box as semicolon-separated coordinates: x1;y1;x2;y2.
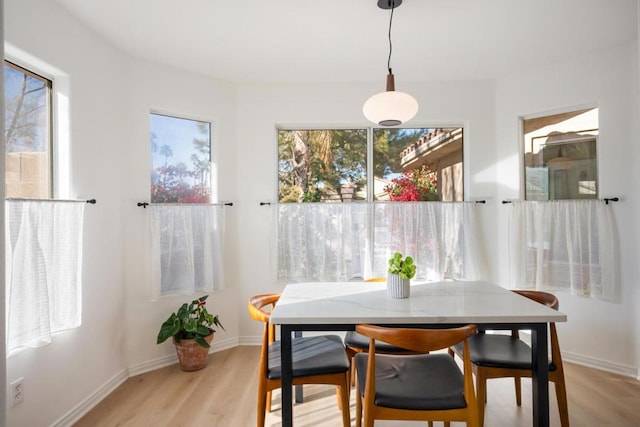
604;197;619;205
137;202;149;209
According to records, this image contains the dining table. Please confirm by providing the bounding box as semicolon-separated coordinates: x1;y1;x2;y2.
270;280;567;427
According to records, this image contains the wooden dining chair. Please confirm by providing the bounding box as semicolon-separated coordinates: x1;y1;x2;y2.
449;290;569;427
354;323;480;427
344;278;418;386
247;293;351;427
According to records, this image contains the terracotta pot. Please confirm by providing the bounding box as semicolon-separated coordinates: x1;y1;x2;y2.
173;332;214;372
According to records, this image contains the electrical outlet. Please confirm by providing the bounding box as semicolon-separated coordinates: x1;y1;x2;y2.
10;377;24;406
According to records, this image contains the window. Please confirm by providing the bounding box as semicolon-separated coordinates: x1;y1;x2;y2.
278;129;368;202
278;127;464;202
149;113;222;297
373;127;463;201
276;126;477;283
3;60;52;199
150;113;212;203
523;107;598;200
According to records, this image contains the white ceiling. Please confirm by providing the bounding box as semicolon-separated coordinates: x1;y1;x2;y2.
54;0;637;84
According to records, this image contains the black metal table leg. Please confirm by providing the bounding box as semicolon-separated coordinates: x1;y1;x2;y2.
281;325;293;427
531;323;550;427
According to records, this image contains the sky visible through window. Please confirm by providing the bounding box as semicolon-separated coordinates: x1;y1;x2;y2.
150;113;211;203
3;63;48;152
3;61;52;199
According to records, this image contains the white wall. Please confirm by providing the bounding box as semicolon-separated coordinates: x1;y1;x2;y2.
234;80;497;338
495;42;639;375
3;0;639;425
4;0;128;425
635;0;640;379
5;1;243;424
121;58;240;370
1;0;6;424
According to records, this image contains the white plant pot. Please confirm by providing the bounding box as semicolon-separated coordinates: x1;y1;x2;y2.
387;273;410;298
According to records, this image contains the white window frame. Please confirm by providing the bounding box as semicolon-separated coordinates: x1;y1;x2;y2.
276;125;466;203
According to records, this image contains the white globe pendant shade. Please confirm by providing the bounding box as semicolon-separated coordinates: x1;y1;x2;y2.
363;90;419;126
364;1;418;127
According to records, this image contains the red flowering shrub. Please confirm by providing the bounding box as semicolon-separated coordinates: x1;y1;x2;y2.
384;165;438;202
151;164;210;203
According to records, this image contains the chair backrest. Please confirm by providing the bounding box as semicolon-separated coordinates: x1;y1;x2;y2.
356;324;479;424
248;293;280;375
248;293;279;323
512;290;563;367
356;324;477;354
247;294;280;353
513;290;559;310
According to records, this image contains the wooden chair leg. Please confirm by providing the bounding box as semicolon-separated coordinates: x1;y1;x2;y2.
338;376;351;427
364;411;374;427
346;348;357;388
476;370;487;427
554;379;570;427
266;390;272;412
350;360;356;388
257;385;267;427
355;381;362;427
514;375;522;406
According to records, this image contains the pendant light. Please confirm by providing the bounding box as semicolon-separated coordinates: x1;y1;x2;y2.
363;0;418;127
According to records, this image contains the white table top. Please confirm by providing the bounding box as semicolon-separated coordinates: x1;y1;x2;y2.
270;280;567;325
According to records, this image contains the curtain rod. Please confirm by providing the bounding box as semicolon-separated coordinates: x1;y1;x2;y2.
137;201;233;209
7;198;96;204
261;200;486;206
502;197;619;205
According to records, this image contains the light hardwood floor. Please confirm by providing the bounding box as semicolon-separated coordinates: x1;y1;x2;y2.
75;346;640;427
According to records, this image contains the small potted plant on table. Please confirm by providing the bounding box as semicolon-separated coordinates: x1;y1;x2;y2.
157;295;225;371
387;252;417;298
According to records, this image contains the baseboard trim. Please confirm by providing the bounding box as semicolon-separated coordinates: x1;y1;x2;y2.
53;337;240;426
51;336;639;426
238;336;262;346
51;368;128;427
128;336;240;377
562;350;638;378
507;331;637;379
128;352;177;377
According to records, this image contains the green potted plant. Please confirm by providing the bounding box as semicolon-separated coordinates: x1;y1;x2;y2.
157;295;225;371
387;252;417;298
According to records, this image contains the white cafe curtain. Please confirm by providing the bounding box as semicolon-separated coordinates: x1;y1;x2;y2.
370;202;484;281
277;202;484;282
507;200;617;300
277;202;368;282
5;200;85;352
150;204;225;300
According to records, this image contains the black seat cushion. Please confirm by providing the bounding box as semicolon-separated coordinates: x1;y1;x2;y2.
345;330;409;353
267;335;350;379
355;353;467;410
454;334;556;371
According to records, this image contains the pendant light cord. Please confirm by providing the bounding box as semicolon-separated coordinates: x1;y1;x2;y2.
387;3;395;74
